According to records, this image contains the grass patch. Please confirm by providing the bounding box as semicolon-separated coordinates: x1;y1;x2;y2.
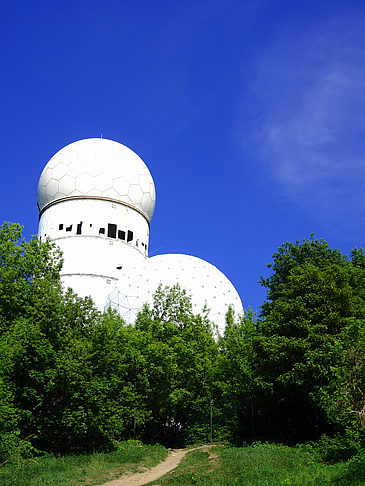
2;442;364;486
146;443;365;485
0;440;167;486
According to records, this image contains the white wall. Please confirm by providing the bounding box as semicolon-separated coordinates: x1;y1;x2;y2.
38;198;149;310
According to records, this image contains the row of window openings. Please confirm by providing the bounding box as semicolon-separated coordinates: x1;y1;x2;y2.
58;223;147;249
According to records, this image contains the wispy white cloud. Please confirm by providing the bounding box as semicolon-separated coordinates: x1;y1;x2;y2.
248;17;365;225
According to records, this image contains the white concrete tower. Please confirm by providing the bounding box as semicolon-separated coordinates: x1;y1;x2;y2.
37;138;155;309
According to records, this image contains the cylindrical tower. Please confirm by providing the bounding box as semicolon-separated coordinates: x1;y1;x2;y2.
37;138;156;309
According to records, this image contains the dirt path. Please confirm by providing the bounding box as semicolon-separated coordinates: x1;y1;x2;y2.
100;445;212;486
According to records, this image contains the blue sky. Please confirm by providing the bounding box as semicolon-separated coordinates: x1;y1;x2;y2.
1;0;364;314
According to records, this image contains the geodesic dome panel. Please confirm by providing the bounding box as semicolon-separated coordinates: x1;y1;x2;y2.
37;138;156;221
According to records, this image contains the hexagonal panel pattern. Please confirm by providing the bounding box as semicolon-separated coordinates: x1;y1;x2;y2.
76;173;94;193
128;184;144;207
37;138;156;221
58;174;76;195
107;254;244;336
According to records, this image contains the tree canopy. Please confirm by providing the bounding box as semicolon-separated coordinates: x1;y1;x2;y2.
254;236;365;446
0;224;363;462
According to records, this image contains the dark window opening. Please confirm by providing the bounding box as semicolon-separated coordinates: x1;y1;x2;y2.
90;223;92;227
99;227;105;235
59;224;63;230
118;230;125;240
145;244;147;251
141;242;145;247
127;230;133;242
66;225;72;232
76;222;82;235
136;239;139;247
108;223;117;238
116;264;123;270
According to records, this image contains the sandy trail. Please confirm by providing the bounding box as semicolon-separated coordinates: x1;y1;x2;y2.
100;445;211;486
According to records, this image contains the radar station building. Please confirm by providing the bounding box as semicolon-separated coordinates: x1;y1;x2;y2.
37;138;243;334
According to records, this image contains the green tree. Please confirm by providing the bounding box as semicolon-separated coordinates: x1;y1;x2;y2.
0;223;150;455
0;222;64;459
254;236;365;444
135;285;219;446
216;307;257;443
0;222;62;332
36;308;151;452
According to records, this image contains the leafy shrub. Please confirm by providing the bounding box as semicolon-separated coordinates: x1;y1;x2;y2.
343;449;365;481
0;431;40;464
316;433;362;462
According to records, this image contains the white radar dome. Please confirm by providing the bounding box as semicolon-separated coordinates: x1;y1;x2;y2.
37;138;156;222
106;253;244;335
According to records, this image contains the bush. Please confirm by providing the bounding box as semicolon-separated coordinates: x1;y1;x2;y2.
343;449;365;481
316;433;362;462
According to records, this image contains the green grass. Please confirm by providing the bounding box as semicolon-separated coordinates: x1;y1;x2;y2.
0;440;167;486
145;443;365;486
1;442;364;486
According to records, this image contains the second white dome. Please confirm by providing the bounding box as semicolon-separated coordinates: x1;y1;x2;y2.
106;253;244;335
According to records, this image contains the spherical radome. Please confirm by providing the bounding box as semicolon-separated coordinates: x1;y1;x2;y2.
107;253;244;335
37;138;156;221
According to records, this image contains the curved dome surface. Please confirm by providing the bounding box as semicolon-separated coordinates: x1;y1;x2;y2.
106;253;244;335
37;138;156;221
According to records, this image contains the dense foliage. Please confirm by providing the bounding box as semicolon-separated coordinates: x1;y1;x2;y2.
253;237;365;454
0;223;363;464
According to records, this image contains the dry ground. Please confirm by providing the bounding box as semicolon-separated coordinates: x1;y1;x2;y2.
100;445;213;486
